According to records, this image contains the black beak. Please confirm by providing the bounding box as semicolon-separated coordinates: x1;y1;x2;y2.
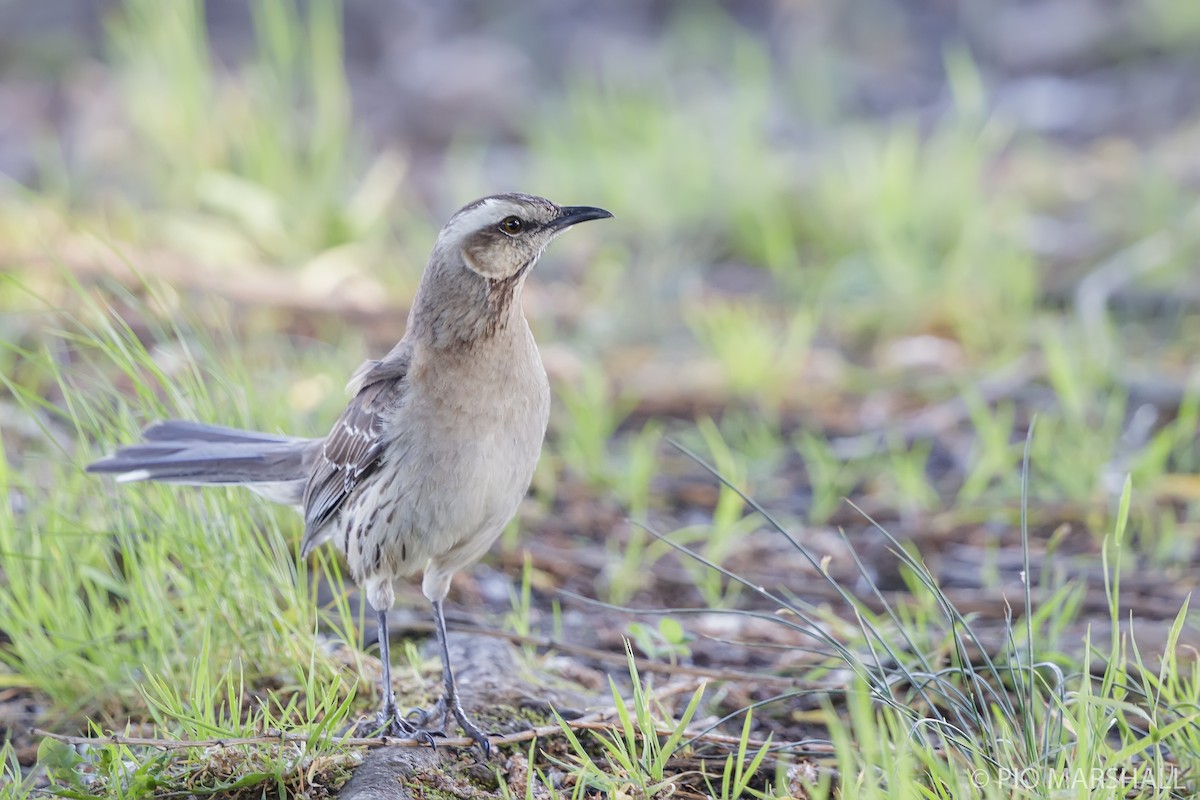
548;205;614;230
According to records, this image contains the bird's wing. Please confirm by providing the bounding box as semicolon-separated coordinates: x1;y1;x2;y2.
343;342;410;395
300;350;410;555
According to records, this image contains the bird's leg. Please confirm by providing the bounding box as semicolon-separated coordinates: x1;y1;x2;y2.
429;598;491;756
371;608;435;745
377;608;399;720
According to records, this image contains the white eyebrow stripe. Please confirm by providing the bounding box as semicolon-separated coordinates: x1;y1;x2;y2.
438;198;523;245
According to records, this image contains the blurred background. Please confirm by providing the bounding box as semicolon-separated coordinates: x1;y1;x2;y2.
3;0;1200;789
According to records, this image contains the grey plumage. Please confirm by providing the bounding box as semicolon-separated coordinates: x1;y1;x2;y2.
87;193;613;753
87;420;316;505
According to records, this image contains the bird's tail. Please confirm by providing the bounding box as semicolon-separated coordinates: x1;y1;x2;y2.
86;420;316;507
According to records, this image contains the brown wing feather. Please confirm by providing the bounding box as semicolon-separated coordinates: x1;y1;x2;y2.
300;351;410;554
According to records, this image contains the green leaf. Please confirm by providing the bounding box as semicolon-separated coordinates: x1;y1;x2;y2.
658;617;685;644
37;738;87;791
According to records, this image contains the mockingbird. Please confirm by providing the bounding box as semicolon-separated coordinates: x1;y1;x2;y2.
87;193;613;753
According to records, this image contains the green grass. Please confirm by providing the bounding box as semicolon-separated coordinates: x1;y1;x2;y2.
687;299;816;416
0;281;374;795
105;0;387;266
580;461;1199;800
552;645;708;799
552;363;637;492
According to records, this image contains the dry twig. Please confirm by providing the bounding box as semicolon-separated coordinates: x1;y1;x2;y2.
30;676;826;757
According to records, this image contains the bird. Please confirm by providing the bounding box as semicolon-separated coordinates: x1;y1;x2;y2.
87;193;614;754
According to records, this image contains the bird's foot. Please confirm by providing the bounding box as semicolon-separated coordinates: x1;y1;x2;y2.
448;698;492;757
406;696;491;755
405;698;447;731
355;705;440;748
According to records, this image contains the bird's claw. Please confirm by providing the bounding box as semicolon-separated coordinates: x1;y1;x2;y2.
403;697;492;756
450;702;492;758
372;699;490;756
360;706;440;748
404;698;446;728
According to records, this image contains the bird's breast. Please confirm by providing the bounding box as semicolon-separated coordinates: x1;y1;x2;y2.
350;335;549;578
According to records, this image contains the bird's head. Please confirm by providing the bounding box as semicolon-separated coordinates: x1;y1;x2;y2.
435;193;613;280
411;193;612;348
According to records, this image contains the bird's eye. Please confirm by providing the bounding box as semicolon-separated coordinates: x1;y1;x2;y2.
499;216;525;235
